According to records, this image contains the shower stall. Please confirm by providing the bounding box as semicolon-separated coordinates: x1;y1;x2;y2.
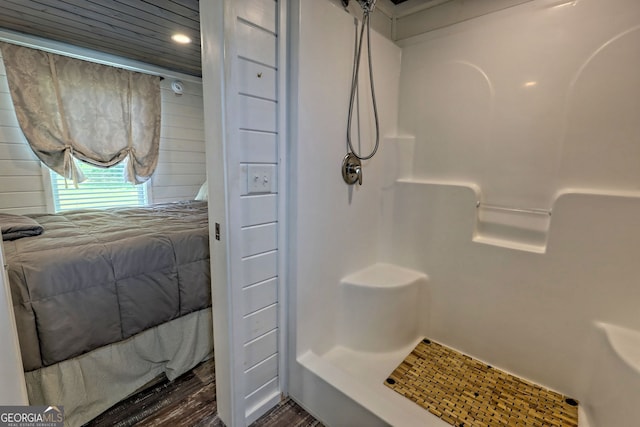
287;0;640;425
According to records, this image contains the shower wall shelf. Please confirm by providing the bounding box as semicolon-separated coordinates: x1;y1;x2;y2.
382;135;554;254
475;202;552;216
391;178;553;254
473;201;552;254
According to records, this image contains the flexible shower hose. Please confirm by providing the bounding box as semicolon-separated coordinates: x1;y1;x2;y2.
346;5;380;161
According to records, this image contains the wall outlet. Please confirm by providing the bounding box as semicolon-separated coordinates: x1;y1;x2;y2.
247;165;273;194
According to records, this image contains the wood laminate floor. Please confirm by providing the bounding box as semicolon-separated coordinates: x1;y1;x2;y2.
85;358;323;427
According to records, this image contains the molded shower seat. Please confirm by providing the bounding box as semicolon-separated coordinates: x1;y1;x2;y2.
583;322;640;427
338;263;428;353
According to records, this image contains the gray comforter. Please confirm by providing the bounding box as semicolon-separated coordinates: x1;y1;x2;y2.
3;201;211;372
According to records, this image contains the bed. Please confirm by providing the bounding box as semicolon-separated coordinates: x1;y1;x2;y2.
1;200;212;427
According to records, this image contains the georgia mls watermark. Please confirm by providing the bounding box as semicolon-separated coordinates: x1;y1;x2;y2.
0;406;64;427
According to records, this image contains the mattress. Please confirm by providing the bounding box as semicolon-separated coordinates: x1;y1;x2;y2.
3;200;211;371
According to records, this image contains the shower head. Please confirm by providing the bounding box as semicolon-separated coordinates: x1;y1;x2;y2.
341;0;377;13
358;0;377;13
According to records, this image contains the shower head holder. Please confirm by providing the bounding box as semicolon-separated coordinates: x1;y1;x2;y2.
358;0;377;13
342;0;377;13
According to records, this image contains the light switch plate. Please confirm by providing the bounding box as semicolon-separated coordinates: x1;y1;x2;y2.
247;165;273;194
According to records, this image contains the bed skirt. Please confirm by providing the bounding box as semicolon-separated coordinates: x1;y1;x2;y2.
25;307;213;427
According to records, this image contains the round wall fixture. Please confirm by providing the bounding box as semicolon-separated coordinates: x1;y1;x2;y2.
171;80;184;95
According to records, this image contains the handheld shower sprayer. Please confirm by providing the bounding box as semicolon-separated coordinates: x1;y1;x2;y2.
358;0;377;13
342;0;377;13
341;0;380;186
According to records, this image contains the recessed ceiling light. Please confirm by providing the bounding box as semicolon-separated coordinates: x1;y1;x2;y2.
171;34;192;44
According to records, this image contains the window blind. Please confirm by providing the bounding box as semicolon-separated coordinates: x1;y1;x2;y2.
51;161;148;212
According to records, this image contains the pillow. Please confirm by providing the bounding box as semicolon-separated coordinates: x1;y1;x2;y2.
0;213;44;241
195;180;208;201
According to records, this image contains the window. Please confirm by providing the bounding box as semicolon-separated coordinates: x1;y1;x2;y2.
2;42;161;188
50;161;149;212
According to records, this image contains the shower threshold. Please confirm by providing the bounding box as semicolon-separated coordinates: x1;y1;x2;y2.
299;339;592;427
300;338;450;427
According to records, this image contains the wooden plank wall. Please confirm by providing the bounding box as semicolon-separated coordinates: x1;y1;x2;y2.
0;51;45;215
0;48;206;213
154;78;206;203
234;0;281;423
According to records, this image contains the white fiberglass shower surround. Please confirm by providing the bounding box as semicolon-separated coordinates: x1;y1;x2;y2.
287;0;640;426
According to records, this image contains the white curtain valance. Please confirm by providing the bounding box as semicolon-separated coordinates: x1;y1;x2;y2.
0;42;161;184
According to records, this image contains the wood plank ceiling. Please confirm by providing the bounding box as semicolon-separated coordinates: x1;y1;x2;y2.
0;0;202;77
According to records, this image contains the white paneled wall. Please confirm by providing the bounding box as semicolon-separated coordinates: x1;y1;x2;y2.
0;52;46;214
0;48;206;213
198;0;283;420
234;0;281;423
153;79;206;203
